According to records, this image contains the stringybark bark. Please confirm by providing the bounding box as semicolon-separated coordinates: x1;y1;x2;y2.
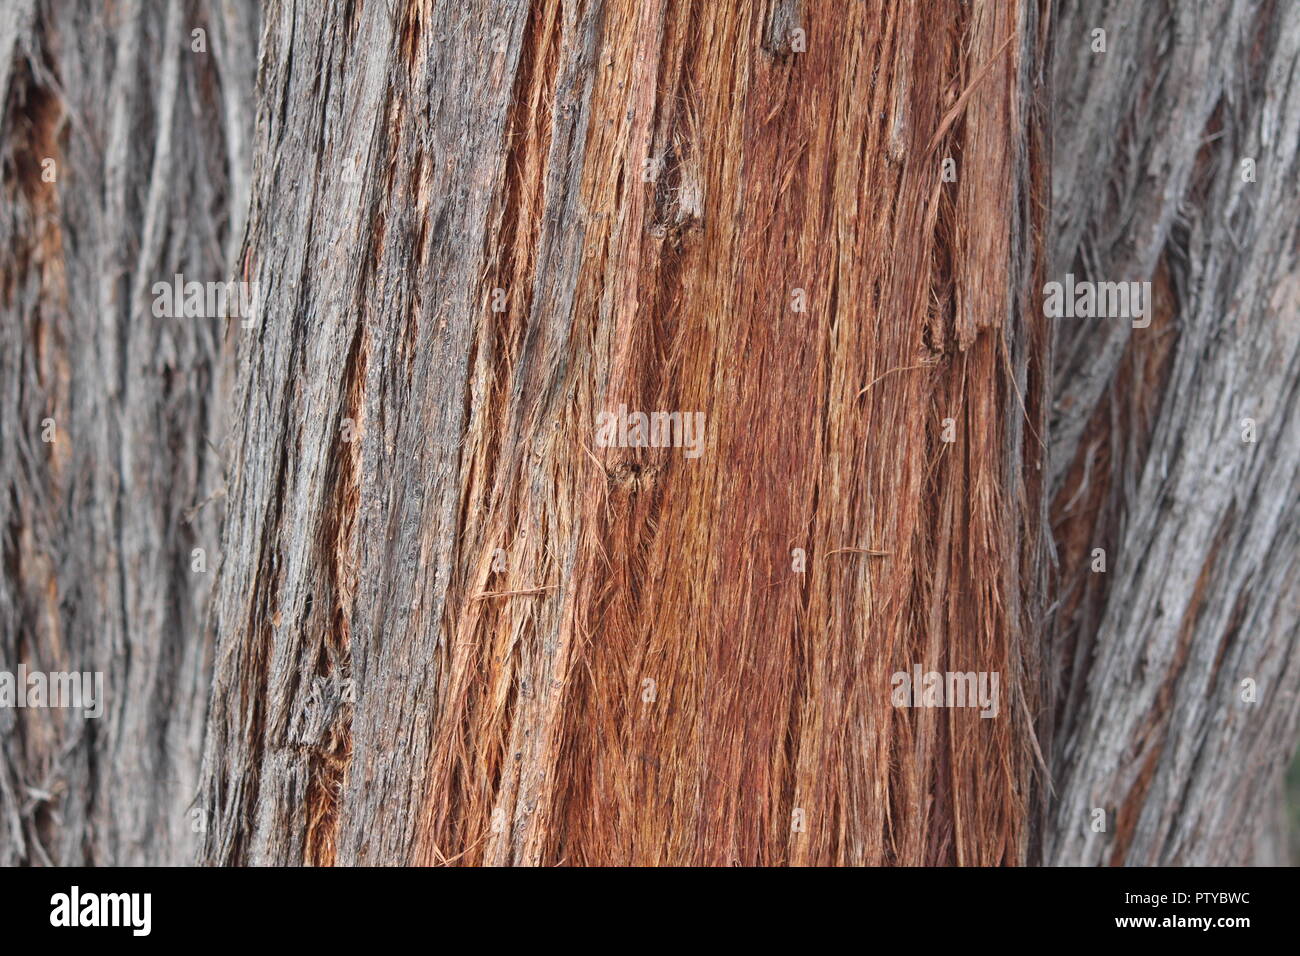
1;0;1296;868
1044;0;1300;866
197;0;1051;866
0;0;258;865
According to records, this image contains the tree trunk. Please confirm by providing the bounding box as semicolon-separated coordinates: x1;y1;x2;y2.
1044;0;1300;866
0;0;258;866
1;0;1296;868
198;0;1051;867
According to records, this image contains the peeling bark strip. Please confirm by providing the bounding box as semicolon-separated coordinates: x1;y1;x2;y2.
0;0;259;864
198;0;1049;866
1045;0;1300;866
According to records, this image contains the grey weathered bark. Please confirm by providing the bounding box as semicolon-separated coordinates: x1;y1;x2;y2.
1044;0;1300;865
197;0;545;867
1;0;1297;868
0;0;257;865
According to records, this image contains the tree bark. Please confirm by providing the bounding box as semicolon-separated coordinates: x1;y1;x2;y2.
1;0;1296;868
1044;0;1300;866
0;0;258;865
198;0;1051;866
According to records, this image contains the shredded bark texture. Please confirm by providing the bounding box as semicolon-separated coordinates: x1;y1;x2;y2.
197;0;1049;866
1;0;1296;868
0;0;257;865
